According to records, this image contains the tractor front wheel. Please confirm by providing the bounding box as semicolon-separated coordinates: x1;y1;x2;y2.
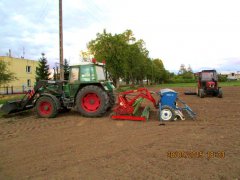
36;96;59;118
76;85;109;117
199;89;205;98
218;88;223;98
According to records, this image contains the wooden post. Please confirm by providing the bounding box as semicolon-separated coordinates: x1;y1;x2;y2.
59;0;64;80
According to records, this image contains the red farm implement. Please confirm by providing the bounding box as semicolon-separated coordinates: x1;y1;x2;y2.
111;88;157;121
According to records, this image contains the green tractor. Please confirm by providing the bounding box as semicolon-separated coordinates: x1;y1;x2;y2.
1;62;115;118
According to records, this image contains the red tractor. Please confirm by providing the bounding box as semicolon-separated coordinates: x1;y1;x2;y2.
196;70;223;98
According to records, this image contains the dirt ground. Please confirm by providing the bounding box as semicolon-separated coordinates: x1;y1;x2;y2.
0;86;240;179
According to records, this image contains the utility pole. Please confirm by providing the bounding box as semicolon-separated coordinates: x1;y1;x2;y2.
59;0;64;80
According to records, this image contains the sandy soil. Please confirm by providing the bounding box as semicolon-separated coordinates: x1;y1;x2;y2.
0;86;240;179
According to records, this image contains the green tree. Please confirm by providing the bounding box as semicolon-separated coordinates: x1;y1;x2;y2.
124;40;146;84
35;53;51;81
152;59;166;84
218;74;227;82
144;58;153;85
88;29;154;87
174;64;195;83
0;60;16;86
131;39;149;85
88;29;128;87
64;58;70;80
88;29;170;86
178;64;187;75
182;71;194;79
165;71;176;83
182;64;194;79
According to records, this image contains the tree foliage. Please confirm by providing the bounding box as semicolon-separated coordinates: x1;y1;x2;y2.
64;58;70;80
0;60;17;86
152;59;167;83
218;74;227;82
177;64;194;79
88;30;127;86
88;29;169;87
35;53;51;81
52;59;69;80
169;64;195;83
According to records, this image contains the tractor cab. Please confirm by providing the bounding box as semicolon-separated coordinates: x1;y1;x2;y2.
198;70;217;89
200;70;218;82
66;62;114;98
69;63;106;83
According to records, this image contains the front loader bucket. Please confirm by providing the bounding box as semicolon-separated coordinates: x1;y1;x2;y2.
0;100;33;115
0;100;24;114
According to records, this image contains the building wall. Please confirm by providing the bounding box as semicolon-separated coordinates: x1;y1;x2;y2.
0;56;39;92
226;72;240;80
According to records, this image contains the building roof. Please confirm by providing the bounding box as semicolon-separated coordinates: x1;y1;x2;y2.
0;56;37;62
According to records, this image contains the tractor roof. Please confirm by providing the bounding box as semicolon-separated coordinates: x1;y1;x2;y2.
70;61;105;67
201;70;217;73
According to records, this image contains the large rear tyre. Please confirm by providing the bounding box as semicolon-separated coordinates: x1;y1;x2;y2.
36;96;59;118
76;85;109;117
160;105;175;121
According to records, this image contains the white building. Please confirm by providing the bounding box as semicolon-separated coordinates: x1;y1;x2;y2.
220;71;240;80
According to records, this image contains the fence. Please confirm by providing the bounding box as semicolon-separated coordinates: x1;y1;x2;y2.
0;86;33;95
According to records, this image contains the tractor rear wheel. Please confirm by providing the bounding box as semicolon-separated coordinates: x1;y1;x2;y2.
199;89;205;98
76;85;109;117
36;96;59;118
160;105;175;121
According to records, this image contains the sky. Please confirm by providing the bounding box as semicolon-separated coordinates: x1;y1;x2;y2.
0;0;240;73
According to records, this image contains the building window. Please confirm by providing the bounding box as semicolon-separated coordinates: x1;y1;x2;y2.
26;66;31;73
27;79;31;87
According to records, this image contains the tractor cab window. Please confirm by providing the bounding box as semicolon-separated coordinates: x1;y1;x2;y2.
69;67;79;83
96;66;106;81
80;65;96;81
201;72;217;81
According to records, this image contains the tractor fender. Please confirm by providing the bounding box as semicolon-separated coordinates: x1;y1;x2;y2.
36;93;61;110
